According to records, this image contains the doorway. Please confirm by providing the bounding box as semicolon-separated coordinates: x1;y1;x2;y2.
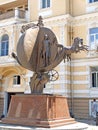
3;92;23;117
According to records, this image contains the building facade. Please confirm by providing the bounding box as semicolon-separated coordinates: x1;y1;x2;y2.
0;0;98;119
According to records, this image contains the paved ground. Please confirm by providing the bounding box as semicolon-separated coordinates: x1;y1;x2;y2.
76;119;98;130
0;118;97;130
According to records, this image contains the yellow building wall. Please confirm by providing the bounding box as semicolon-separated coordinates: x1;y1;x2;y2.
29;0;69;21
73;25;87;41
72;66;87;72
13;25;21;51
28;0;38;21
52;0;69;16
73;98;89;119
52;26;60;41
70;64;88;93
73;84;88;90
72;0;86;16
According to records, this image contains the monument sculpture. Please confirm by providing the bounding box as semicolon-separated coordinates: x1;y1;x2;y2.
2;16;88;128
12;16;88;94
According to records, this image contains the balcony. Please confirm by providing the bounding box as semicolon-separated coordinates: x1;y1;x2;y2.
0;8;27;21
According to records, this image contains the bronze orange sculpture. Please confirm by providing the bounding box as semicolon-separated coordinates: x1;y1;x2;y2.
12;16;88;93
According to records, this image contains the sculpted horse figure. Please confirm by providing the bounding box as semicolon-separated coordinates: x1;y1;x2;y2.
12;17;88;93
63;37;88;61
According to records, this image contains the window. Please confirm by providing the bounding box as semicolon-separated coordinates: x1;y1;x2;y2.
91;72;98;87
89;0;98;3
87;0;98;13
40;0;50;9
89;28;98;49
13;75;20;85
0;34;9;56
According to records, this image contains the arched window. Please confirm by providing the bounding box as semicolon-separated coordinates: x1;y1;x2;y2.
0;34;9;56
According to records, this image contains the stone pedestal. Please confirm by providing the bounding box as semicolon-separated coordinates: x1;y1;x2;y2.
2;94;75;128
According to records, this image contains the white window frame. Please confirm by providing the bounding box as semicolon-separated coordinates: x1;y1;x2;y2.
13;75;21;87
86;0;98;13
38;0;52;18
91;71;98;88
0;40;9;56
89;28;98;50
40;0;51;9
0;34;9;56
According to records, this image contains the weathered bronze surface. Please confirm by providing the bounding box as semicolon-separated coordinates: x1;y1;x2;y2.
12;16;88;94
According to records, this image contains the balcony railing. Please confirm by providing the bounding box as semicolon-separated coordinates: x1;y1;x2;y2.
0;8;26;21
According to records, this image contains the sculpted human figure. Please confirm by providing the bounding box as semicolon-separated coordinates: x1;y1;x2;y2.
42;34;51;66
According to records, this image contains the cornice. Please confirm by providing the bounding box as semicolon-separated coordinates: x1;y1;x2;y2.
41;14;73;27
41;12;98;27
72;12;98;26
1;12;98;29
